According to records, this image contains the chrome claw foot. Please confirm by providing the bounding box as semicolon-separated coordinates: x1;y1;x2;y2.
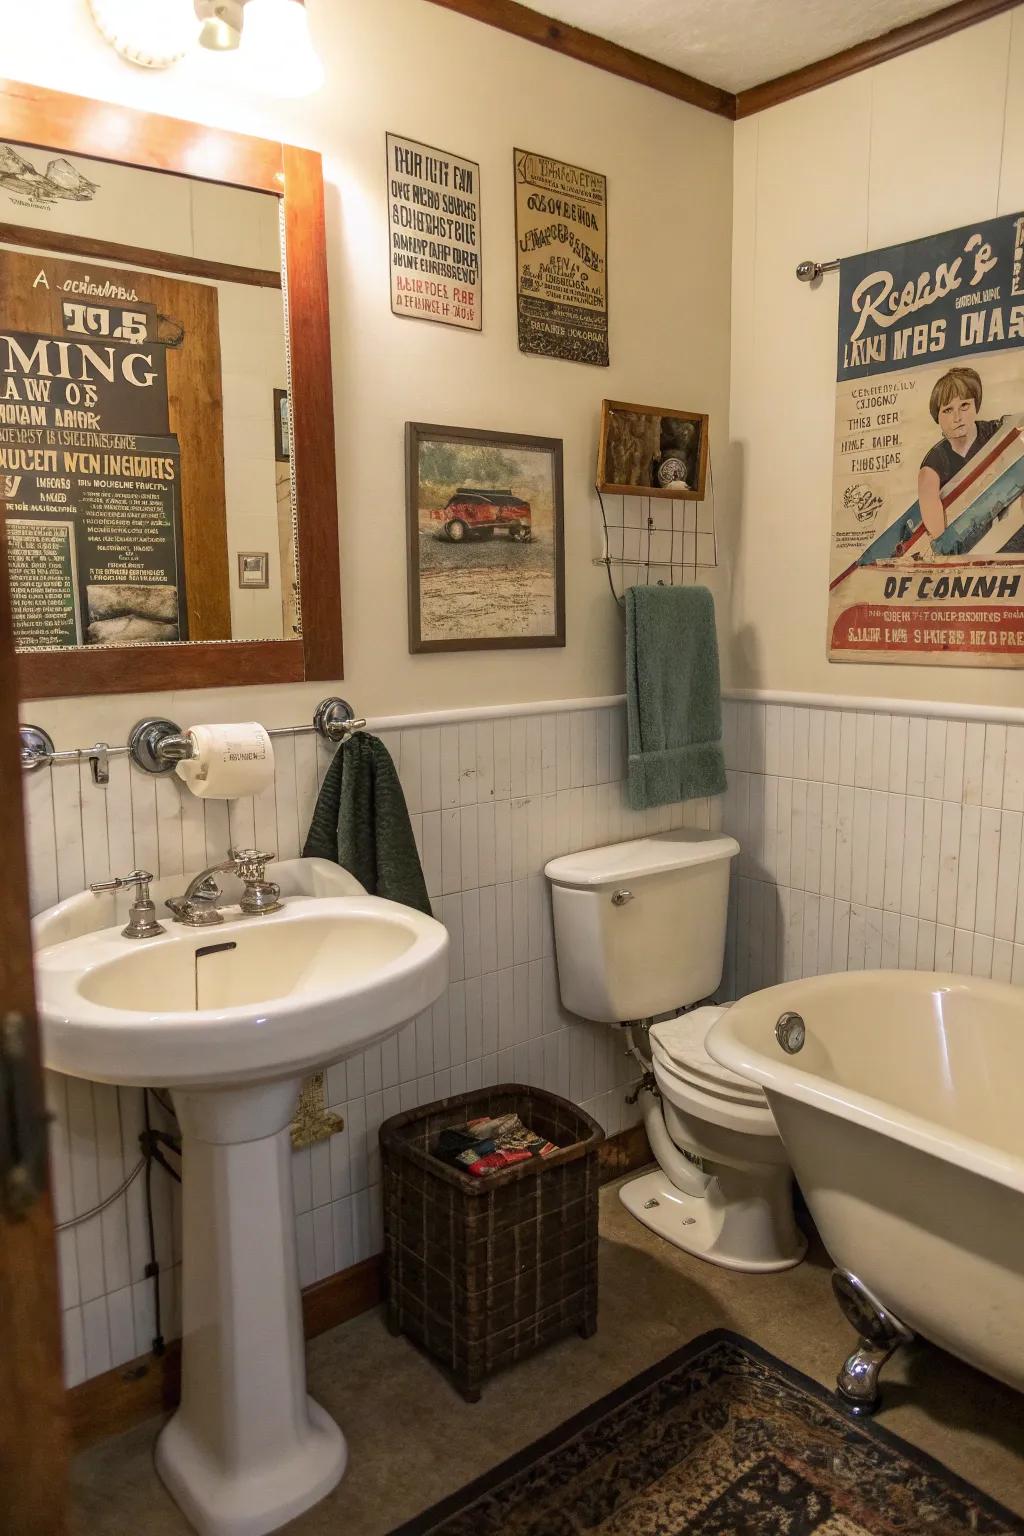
837;1341;895;1416
831;1269;913;1417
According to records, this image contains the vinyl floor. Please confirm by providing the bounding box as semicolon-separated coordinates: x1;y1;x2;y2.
71;1177;1024;1534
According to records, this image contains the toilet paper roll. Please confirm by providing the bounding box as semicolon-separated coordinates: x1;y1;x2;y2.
175;723;275;799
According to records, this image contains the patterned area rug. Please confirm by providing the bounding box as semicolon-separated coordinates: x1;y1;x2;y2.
390;1330;1022;1534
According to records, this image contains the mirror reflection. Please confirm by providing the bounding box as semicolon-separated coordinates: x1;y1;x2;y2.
0;142;299;651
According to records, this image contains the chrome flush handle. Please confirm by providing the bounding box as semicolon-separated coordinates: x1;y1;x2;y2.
611;888;633;906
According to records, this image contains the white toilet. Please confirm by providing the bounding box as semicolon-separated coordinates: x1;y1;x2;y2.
545;829;806;1272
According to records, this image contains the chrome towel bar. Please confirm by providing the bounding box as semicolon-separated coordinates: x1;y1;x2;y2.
19;698;365;785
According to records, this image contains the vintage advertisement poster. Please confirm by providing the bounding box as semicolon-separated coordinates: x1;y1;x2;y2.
514;149;608;366
0;248;234;646
386;133;481;330
829;213;1024;667
0;304;186;647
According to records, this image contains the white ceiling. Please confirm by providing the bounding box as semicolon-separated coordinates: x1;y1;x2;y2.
538;0;964;92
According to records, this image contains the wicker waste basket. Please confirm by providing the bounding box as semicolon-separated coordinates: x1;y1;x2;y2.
381;1084;604;1401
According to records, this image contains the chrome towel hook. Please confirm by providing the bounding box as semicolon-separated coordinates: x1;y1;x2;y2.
312;698;366;744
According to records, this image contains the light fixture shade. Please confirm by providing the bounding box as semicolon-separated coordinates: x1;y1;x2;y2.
196;0;244;50
241;0;325;97
88;0;201;68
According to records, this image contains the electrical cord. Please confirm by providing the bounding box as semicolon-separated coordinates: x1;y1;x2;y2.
142;1087;182;1357
142;1089;164;1356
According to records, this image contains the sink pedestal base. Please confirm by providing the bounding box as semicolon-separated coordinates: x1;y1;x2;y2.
156;1079;346;1536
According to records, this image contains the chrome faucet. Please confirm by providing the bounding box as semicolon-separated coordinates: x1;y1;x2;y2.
165;849;281;926
89;869;165;939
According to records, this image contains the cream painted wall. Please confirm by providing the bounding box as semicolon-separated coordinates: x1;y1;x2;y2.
4;0;733;748
728;6;1024;707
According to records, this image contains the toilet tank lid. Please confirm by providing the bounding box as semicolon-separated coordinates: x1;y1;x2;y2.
545;829;739;887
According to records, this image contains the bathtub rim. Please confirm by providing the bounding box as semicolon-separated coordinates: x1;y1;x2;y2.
707;971;1024;1198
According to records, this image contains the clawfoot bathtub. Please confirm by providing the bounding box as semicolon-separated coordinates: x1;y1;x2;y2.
708;972;1024;1414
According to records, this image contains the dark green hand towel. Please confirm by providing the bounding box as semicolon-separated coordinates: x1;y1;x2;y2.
625;584;727;810
303;733;432;915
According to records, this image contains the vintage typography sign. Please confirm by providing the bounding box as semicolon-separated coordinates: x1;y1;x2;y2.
386;133;481;331
0;259;188;648
0;309;186;648
829;213;1024;667
514;149;608;367
0;246;239;647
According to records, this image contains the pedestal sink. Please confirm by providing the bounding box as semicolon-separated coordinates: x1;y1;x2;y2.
34;861;449;1536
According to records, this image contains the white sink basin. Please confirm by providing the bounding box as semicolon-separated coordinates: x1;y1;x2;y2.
37;894;448;1089
33;857;448;1536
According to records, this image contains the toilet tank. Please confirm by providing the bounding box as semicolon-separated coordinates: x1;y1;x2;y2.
545;830;739;1023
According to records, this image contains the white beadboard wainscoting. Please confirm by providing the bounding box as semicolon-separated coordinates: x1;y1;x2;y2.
26;702;723;1388
28;688;1024;1388
718;698;1024;1000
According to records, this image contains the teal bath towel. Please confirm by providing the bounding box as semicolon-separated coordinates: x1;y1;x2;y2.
625;584;727;810
303;733;432;915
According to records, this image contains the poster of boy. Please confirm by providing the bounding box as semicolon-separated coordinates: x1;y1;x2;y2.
828;213;1024;667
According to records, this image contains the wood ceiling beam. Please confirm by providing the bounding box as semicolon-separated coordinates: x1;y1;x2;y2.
423;0;1020;123
735;0;1022;117
420;0;736;118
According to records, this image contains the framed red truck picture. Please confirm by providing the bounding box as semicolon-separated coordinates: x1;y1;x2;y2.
405;421;565;652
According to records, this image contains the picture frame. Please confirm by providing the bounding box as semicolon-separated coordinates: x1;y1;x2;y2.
597;399;709;500
273;387;290;462
406;421;565;653
237;551;270;589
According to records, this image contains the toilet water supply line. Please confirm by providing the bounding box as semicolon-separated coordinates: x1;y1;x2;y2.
626;1023;711;1200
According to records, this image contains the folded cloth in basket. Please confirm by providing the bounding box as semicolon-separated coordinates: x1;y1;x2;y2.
434;1113;559;1177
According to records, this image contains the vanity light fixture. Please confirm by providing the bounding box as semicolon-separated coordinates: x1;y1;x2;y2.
237;0;325;97
88;0;201;69
195;0;244;50
87;0;323;95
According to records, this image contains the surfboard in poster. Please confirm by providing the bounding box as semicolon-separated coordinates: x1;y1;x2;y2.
828;212;1024;667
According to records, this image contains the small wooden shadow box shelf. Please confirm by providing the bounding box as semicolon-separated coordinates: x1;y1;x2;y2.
381;1084;604;1401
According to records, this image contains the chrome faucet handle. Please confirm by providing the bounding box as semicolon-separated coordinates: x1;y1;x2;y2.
90;867;154;895
89;870;165;939
229;848;276;881
229;849;281;916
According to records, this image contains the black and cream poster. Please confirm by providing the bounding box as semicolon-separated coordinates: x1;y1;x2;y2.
514;149;608;366
0;259;187;648
387;132;481;331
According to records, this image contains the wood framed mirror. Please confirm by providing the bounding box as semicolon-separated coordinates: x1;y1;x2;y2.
0;77;342;699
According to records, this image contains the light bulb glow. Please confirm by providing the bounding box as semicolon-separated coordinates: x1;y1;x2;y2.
88;0;201;68
241;0;325;97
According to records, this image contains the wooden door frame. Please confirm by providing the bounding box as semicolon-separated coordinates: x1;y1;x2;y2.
0;514;68;1532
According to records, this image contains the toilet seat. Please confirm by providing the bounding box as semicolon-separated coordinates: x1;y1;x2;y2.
650;1006;764;1104
650;1005;781;1140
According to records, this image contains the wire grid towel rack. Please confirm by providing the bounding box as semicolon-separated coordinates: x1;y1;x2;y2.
596;466;718;605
